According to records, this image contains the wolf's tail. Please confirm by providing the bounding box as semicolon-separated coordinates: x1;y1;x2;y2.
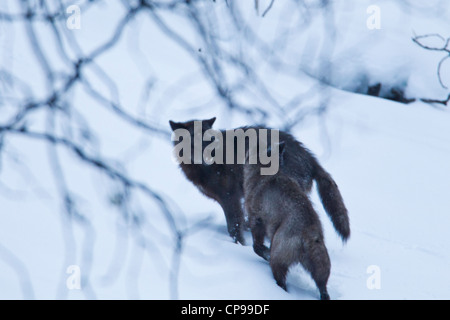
314;164;350;242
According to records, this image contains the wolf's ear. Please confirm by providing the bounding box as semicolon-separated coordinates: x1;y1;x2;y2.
204;117;216;128
169;120;185;131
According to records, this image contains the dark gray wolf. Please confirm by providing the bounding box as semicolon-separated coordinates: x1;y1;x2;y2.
244;141;340;300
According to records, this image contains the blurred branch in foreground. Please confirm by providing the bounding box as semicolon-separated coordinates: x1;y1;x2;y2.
412;33;450;106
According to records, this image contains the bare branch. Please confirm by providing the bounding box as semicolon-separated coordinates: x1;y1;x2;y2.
262;0;275;17
412;33;450;89
420;93;450;106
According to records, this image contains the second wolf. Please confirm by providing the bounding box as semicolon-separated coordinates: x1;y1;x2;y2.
244;141;334;300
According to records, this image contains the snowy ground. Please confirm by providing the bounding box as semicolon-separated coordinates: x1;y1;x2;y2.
1;88;449;300
0;0;449;300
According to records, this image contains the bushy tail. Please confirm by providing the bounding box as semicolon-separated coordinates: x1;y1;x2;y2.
314;165;350;242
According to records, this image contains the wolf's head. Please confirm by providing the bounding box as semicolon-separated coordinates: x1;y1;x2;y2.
169;117;218;165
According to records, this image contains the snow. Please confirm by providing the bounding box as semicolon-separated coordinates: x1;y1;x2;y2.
0;0;449;300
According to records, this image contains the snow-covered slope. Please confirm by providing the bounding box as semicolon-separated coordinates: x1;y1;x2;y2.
1;87;449;300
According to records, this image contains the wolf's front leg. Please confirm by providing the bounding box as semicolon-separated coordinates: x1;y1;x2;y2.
220;197;246;245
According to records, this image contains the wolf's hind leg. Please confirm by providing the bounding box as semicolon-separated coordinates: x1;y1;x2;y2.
269;231;292;291
300;239;331;300
250;217;270;261
270;258;289;291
